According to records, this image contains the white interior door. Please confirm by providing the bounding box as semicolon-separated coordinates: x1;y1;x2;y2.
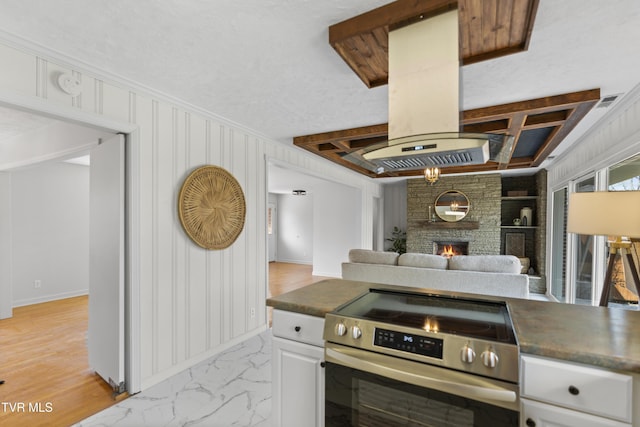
89;133;125;393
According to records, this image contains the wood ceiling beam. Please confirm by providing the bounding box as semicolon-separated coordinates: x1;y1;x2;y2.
293;123;388;146
463;89;601;122
293;89;600;178
500;112;528;170
329;0;457;45
531;100;599;166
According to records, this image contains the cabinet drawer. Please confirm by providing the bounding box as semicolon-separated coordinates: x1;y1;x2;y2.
521;398;631;427
521;355;632;423
272;309;325;347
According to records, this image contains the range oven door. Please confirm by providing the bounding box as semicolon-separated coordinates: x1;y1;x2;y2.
325;343;519;427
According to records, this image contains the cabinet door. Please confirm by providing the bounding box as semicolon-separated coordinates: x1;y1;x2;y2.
521;355;632;422
521;398;631;427
272;336;325;427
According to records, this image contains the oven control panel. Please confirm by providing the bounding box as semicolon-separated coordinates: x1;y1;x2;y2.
324;313;520;383
374;328;444;359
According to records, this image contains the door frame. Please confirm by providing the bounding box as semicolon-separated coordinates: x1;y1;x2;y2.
0;92;141;393
268;201;277;262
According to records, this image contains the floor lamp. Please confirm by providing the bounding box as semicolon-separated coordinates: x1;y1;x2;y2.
567;191;640;307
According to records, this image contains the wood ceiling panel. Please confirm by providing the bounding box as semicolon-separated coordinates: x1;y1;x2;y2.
293;89;601;178
329;0;539;87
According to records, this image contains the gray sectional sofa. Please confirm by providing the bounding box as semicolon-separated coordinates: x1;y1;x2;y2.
341;249;530;299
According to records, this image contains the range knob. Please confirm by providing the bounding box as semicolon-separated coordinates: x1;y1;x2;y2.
351;325;362;339
335;322;347;336
460;345;476;364
481;349;499;368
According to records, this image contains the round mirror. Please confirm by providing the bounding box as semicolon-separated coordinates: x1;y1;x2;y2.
434;190;470;222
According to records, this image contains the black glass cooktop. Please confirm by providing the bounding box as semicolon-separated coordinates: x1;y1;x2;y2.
335;289;516;344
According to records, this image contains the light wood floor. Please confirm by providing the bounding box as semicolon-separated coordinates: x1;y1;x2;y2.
268;261;331;325
0;296;123;427
268;261;330;297
0;263;320;426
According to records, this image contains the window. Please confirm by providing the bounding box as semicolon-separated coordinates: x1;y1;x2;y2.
607;154;640;307
609;154;640;191
549;152;640;308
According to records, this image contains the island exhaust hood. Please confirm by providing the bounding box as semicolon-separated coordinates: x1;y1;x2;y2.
343;9;513;174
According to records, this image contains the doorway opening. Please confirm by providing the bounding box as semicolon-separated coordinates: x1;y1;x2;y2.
0;105;130;424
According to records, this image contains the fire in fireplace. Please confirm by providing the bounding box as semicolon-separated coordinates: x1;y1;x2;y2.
434;241;469;258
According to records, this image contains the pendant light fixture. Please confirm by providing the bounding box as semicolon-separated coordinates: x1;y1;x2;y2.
424;167;439;185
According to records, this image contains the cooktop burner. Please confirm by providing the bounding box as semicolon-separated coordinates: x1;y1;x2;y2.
324;288;520;383
335;289;516;344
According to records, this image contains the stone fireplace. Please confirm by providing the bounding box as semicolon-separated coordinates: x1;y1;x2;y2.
406;174;502;255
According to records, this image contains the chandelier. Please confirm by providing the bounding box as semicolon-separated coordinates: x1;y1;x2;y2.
424;167;440;185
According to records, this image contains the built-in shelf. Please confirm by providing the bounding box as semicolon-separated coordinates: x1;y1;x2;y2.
412;220;480;230
501;196;537;201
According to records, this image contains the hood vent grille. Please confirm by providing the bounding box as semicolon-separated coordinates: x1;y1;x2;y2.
378;152;473;170
341;133;505;174
369;143;489;172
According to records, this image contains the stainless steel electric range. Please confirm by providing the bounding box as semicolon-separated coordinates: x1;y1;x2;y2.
324;288;520;427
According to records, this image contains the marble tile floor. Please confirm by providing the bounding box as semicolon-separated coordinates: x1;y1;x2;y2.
75;330;272;427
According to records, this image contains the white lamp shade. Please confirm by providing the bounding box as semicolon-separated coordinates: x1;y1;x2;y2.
567;191;640;237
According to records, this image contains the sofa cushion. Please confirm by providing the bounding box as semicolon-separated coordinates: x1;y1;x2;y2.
448;255;522;274
398;253;448;270
348;249;399;265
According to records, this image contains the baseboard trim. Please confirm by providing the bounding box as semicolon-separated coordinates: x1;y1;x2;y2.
12;289;89;308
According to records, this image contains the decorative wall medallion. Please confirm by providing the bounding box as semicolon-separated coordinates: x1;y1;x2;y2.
178;165;246;250
57;73;82;96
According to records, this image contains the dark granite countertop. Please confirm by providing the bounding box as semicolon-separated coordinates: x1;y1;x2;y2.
266;279;640;373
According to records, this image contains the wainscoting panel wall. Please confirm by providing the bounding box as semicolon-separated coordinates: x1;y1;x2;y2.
0;34;382;391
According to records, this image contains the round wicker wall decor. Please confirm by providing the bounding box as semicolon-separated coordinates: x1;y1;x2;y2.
178;165;246;250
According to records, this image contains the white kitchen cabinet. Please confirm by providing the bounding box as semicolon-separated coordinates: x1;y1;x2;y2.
521;355;633;427
272;309;325;427
521;399;631;427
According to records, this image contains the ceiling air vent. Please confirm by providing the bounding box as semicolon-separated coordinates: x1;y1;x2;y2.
596;94;622;109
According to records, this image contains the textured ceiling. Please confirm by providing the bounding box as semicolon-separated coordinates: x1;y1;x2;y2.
0;0;640;184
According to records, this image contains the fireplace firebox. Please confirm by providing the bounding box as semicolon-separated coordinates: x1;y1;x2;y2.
434;241;469;258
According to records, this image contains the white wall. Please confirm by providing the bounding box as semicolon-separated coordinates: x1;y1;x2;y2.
276;193;313;264
383;180;408;251
0;35;382;390
11;162;89;306
312;180;361;277
0;172;11;319
0;120;108;170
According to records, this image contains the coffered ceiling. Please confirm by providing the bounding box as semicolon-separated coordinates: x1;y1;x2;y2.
0;0;639;184
294;0;602;177
294;89;601;177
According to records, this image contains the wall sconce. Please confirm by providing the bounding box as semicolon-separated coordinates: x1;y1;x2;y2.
424;167;439;185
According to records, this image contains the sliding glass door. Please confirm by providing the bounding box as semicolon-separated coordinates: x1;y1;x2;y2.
551;176;596;304
550;188;567;302
573;176;596;305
